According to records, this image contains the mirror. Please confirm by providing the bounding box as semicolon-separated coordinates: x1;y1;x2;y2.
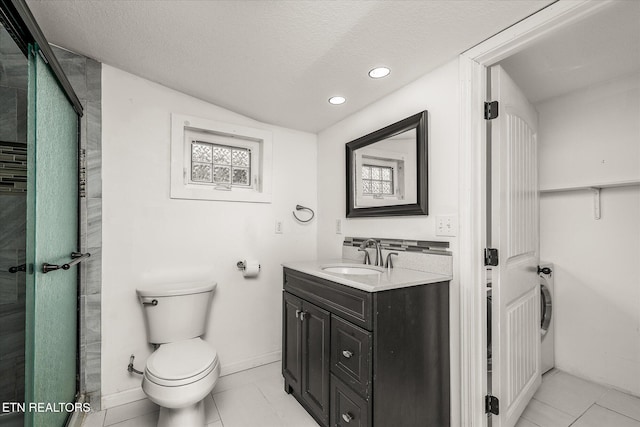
346;111;428;217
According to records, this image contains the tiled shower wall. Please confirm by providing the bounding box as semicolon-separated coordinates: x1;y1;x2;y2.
0;25;27;408
0;144;27;193
51;46;103;409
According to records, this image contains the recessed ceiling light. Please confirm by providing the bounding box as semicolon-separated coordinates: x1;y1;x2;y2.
368;67;391;79
328;96;346;105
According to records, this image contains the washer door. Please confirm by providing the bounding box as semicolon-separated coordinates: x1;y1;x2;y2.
540;282;552;337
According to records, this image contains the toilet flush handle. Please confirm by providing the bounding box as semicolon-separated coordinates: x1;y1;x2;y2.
142;299;158;306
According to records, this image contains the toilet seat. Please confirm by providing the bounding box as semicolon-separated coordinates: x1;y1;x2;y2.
145;338;218;387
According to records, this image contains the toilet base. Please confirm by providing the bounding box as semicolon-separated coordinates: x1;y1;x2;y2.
157;400;204;427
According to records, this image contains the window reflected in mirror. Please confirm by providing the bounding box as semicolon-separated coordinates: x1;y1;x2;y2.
346;111;427;217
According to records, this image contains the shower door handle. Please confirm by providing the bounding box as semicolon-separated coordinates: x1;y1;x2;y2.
9;264;26;273
42;252;91;274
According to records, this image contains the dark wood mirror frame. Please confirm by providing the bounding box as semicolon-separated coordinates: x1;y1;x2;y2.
346;111;428;218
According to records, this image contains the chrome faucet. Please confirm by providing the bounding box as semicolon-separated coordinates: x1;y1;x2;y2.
360;238;384;267
357;247;371;265
385;252;398;269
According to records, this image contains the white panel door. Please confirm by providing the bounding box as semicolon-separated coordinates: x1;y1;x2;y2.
490;64;541;427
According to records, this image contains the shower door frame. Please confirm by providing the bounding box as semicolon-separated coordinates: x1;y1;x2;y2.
0;0;84;423
0;0;82;115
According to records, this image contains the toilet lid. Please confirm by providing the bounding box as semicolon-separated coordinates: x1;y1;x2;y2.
146;338;218;382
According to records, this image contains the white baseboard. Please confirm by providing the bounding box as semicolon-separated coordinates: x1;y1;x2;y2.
220;350;281;377
66;394;87;427
101;386;146;410
101;351;282;410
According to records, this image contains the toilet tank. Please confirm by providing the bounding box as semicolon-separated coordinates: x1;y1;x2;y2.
136;281;216;344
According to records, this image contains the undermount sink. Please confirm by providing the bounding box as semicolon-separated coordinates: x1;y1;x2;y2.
321;264;385;275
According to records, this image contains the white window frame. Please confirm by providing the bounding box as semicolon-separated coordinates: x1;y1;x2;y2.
354;148;407;207
171;114;273;203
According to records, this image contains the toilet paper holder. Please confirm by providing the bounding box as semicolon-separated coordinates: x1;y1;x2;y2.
237;261;261;270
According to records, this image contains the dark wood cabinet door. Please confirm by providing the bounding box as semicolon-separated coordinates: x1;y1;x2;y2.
301;301;331;425
331;315;372;398
330;374;370;427
283;292;303;394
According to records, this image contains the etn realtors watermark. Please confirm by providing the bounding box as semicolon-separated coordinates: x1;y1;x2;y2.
2;402;91;413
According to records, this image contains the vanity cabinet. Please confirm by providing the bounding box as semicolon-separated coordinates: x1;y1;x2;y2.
283;292;331;424
282;267;450;427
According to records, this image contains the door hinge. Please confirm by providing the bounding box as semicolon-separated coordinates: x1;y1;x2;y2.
484;248;499;266
484;101;499;120
485;395;499;415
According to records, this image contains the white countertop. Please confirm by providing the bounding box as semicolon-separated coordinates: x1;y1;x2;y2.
282;259;452;293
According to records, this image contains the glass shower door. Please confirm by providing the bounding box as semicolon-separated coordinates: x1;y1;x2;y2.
24;44;79;427
0;20;28;427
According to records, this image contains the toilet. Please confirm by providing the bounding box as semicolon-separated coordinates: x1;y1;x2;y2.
136;281;219;427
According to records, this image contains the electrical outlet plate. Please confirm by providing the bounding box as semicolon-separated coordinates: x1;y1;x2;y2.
275;220;283;234
336;219;342;234
436;215;457;237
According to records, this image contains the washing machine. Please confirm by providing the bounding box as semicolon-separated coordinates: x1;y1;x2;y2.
539;262;555;374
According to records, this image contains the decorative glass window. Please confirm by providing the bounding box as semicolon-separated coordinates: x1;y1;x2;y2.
191;141;251;187
362;165;394;195
170;114;273;203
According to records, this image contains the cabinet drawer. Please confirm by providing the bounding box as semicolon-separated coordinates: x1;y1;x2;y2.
331;315;371;398
284;268;372;330
330;374;370;427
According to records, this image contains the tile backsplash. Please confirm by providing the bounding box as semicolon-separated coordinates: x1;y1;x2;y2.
342;237;452;276
0;143;27;193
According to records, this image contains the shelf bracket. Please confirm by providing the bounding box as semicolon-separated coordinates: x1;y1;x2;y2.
591;187;601;220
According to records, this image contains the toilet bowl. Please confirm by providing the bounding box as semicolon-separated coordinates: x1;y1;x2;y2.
142;338;220;426
137;281;218;427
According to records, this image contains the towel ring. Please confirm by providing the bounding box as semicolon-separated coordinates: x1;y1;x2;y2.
292;204;315;223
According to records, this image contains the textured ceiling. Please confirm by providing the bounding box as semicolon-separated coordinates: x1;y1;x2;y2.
26;0;554;132
500;0;640;104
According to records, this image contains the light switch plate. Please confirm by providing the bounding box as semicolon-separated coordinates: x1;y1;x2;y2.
436;215;457;237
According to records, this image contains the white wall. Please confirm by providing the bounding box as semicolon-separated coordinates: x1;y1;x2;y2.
539;72;640;190
538;72;640;395
101;65;317;405
317;58;461;425
317;59;460;256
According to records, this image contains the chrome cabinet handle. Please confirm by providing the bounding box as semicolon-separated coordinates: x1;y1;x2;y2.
342;412;354;423
299;311;307;321
342;350;353;359
295;309;301;319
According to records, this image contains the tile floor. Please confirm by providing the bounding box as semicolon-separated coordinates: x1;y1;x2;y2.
516;369;640;427
80;363;640;427
80;361;319;427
